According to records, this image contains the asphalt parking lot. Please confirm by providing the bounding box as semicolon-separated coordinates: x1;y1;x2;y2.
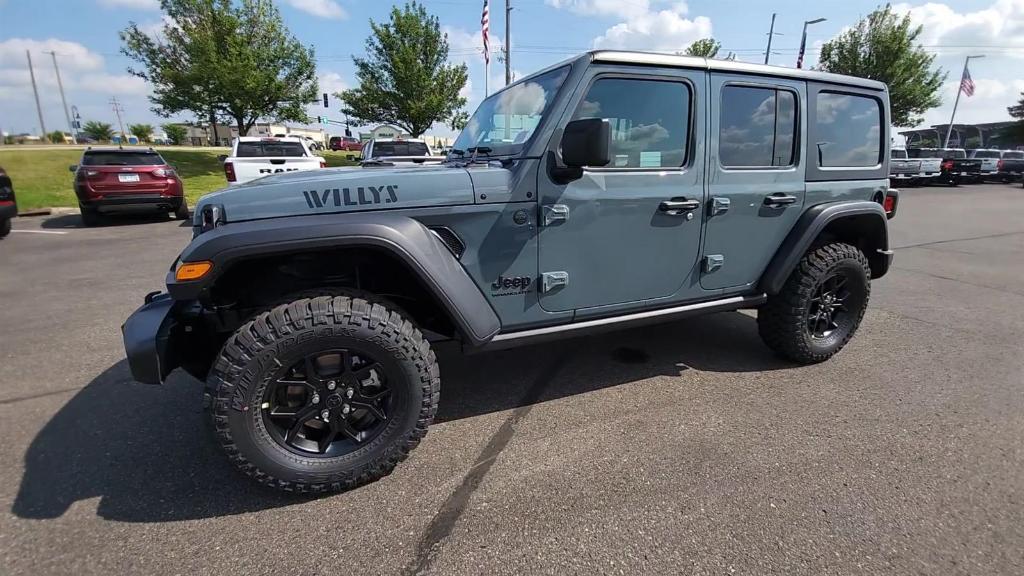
2;183;1023;575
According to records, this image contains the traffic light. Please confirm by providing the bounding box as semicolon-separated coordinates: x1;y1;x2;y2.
323;93;329;108
316;116;322;124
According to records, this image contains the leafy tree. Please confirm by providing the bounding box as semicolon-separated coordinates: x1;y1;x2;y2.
48;130;67;144
82;121;114;142
121;0;319;137
163;123;189;145
340;2;468;137
684;38;720;58
449;110;469;133
818;4;946;127
129;123;154;142
1006;92;1024;141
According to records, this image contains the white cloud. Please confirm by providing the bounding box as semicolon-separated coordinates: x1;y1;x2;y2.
444;25;502;64
459;78;473;100
0;38;104;72
318;71;347;95
76;73;149;96
547;1;712;52
892;0;1024;58
282;0;347;20
97;0;159;9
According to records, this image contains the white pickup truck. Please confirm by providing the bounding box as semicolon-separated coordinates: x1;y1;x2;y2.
222;137;325;185
967;149;1002;181
906;148;943;185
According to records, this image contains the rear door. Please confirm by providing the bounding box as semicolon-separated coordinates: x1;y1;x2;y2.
702;75;806;290
536;66;706;313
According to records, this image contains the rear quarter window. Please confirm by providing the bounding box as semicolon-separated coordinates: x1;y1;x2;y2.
814;92;882;168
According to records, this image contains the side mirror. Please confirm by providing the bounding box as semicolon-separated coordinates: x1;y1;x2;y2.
69;165;78;173
217;154;227;163
550;118;610;183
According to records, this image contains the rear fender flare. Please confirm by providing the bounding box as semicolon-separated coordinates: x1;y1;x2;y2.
168;212;501;346
759;201;891;295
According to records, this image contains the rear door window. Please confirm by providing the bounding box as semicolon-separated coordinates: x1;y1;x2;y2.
235;141;307;157
719;86;797;168
814;92;882;167
81;152;164;166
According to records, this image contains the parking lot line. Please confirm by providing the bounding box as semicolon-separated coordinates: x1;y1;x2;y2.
10;230;69;235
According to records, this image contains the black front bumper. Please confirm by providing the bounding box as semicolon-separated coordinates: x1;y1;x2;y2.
122;292;178;384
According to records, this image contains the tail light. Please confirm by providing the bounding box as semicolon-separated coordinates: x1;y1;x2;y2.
883;189;899;219
152;167;176;178
942;160;954;170
224;161;236;182
997;159;1005;171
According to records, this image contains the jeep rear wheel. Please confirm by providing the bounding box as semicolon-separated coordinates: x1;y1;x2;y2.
757;242;870;364
209;295;439;493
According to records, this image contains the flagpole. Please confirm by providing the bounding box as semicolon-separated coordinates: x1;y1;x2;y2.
944;54;984;148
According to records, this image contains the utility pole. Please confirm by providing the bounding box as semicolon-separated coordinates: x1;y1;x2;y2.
764;13;777;65
944;54;985;148
26;50;47;138
505;0;512;85
44;50;76;144
797;18;827;69
110;97;127;146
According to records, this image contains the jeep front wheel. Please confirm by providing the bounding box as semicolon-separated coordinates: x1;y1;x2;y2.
757;242;871;364
209;295;439;493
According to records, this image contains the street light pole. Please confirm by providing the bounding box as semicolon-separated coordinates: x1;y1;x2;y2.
764;13;777;65
943;54;985;148
797;17;826;69
44;50;77;144
26;50;47;138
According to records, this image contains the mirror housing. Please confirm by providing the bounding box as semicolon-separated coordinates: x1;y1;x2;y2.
549;118;610;184
69;165;78;173
217;154;228;163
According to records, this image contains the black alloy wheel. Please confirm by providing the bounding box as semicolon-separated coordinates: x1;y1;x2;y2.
263;348;397;457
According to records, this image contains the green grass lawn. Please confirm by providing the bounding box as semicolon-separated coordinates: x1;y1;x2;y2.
0;146;358;211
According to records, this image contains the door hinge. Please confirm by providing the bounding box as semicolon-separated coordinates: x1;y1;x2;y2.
709;197;730;217
542;204;570;226
704;255;724;273
541;271;569;292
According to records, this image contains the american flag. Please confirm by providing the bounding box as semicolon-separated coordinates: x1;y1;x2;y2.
481;0;490;65
960;67;975;97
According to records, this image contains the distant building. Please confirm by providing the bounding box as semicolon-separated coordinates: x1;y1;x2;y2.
176;122;329;147
356;124;453;151
900;121;1022;150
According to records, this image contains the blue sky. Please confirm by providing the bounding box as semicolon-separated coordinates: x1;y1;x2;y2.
2;0;1022;139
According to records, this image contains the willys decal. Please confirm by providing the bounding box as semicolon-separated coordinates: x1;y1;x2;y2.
303;185;399;209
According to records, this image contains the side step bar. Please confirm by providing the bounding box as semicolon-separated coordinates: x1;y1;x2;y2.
479;293;767;351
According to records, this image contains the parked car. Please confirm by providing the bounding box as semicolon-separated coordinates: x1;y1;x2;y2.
0;166;16;238
300;135;325;151
889;148;921;186
967;149;1003;181
996;150;1024;183
329;135;363;152
222;137;326;186
123;50;899;493
361;138;441;164
914;148;981;185
71;148;187;226
905;148;943;185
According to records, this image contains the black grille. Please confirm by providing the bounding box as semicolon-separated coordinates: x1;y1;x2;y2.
429;226;465;259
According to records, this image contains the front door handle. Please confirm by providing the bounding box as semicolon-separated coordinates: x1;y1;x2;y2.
659;198;701;215
763;193;798;207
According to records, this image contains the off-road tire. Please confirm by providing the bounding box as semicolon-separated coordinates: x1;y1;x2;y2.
0;218;10;238
758;242;871;364
209;295;440;493
173;199;189;220
79;204;101;227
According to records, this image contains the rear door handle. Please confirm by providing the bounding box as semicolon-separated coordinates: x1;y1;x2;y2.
763;193;798;207
659;198;701;215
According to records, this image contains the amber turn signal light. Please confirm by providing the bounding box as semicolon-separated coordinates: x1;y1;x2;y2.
175;261;213;281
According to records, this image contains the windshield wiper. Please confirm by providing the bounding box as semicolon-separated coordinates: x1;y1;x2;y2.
449;148;466;157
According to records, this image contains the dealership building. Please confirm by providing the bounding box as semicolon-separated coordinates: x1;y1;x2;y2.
899;121;1022;150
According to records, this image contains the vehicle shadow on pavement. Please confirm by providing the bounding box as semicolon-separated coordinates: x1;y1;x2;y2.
11;312;789;522
40;213;183;229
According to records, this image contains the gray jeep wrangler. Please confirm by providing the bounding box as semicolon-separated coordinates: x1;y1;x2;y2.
123;51;898;493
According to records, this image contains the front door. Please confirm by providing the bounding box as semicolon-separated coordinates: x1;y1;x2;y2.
537;68;707;313
701;75;806;290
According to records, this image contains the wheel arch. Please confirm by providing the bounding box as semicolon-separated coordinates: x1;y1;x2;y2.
759;201;892;295
168;212;501;347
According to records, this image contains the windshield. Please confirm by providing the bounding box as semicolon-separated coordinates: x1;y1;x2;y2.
236;141;306;157
452;65;570;156
82;151;164;166
941;149;966;159
891;149;907;159
1004;151;1024;159
971;150;1001;158
372;141;429;156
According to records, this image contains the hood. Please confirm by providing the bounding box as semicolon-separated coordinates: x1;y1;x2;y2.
195;163;499;223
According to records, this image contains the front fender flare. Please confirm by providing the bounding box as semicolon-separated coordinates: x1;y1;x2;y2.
759;201;891;295
168;212;501;346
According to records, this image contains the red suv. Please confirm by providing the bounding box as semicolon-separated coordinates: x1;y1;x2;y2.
71;148;187;226
329;136;362;152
